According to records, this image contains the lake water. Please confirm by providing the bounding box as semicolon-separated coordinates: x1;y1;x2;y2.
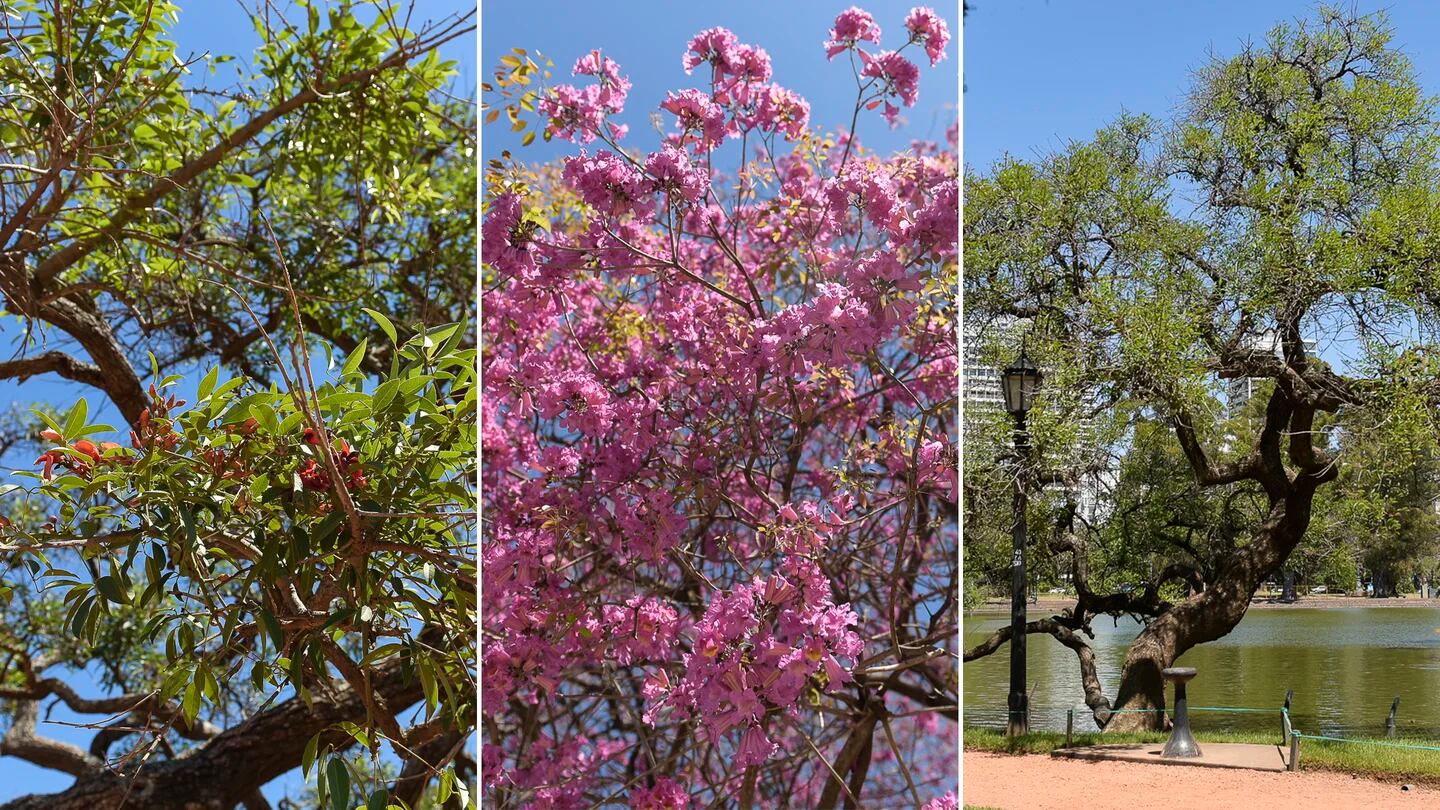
964;605;1440;738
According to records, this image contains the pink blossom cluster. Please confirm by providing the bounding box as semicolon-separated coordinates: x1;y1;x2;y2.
660;89;727;148
861;50;921;126
629;778;690;810
480;193;538;280
561;149;653;219
483;7;957;807
648;558;863;757
539;50;631;144
906;6;952;65
923;793;960;810
645;146;709;203
825;7;883;59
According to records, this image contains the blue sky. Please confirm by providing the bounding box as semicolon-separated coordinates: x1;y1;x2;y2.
965;0;1440;373
0;1;472;803
481;0;960;164
965;0;1440;169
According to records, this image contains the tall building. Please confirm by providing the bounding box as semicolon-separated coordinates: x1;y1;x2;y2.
1225;330;1320;415
961;318;1007;417
962;316;1117;522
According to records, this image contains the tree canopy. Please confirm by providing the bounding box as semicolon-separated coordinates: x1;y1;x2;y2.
481;6;958;808
0;1;476;807
965;5;1440;729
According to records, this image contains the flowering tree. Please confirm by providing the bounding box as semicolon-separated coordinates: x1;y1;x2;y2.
481;7;957;808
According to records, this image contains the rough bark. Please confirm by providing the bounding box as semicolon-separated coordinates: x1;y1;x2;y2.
0;654;424;810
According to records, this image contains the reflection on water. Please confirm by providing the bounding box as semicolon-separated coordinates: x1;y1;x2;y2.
964;606;1440;738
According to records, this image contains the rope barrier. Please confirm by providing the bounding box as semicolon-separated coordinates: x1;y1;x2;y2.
1292;732;1440;753
1066;705;1282;715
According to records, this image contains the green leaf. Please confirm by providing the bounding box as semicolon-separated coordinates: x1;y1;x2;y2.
94;575;128;605
198;366;219;400
302;734;323;778
327;757;351;810
437;769;454;803
342;337;369;376
418;657;438;714
64;398;88;438
259;608;284;650
181;679;202;726
363;308;398;345
367;789;389;810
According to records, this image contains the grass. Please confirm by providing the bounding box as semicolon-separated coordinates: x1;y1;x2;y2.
964;726;1440;786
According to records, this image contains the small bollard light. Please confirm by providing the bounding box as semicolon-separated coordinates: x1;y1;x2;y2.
1160;667;1202;758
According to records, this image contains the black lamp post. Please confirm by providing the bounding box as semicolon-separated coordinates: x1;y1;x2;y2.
1001;349;1042;737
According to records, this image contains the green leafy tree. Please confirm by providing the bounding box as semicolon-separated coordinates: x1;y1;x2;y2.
0;2;475;807
966;6;1440;731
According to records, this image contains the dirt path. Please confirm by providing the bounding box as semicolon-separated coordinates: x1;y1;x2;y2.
964;752;1438;809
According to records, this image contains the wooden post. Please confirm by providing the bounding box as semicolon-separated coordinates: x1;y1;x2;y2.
1066;708;1074;748
1387;697;1400;738
1288;732;1300;772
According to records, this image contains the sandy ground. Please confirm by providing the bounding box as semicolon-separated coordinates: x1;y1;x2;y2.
964;752;1439;809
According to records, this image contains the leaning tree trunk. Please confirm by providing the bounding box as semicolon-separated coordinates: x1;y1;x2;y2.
1106;494;1313;732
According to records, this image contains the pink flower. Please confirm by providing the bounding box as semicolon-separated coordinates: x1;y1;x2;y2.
538;445;580;478
660;89;727;148
562;150;653;218
824;164;902;234
735;724;777;770
905;7;951;65
922;793;959;810
538;54;631;144
762;574;796;605
481;193;539;279
730;45;773;85
825;7;882;59
537;371;615;436
645;146;709;203
630;778;690;810
861;51;920;126
752;84;811;141
682;27;740;74
905;178;959;253
779;503;799;522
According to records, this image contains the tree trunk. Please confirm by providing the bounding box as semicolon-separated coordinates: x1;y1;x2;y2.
1106;494;1312;732
1372;568;1396;598
0;637;431;810
1280;569;1296;603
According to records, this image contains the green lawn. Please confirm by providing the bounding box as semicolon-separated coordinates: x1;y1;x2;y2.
964;726;1440;785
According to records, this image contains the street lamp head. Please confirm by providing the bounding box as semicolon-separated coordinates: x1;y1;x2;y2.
1000;350;1042;414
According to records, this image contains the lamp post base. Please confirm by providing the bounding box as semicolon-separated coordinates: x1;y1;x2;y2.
1007;695;1029;737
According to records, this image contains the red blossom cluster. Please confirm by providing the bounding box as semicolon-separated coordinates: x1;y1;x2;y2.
297;427;366;492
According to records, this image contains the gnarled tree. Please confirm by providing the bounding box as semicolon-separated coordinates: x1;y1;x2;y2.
965;6;1440;731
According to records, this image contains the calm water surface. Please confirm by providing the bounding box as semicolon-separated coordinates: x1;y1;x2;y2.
964;606;1440;737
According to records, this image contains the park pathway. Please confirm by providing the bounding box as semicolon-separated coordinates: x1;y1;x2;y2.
965;752;1438;809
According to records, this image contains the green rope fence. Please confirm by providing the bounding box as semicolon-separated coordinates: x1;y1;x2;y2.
1046;694;1440;774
